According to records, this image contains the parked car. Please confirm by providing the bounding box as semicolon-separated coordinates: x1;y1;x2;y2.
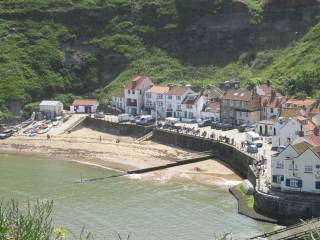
238;124;255;133
222;123;233;131
118;113;134;123
136;115;155;126
215;122;223;130
277;145;286;153
0;129;13;139
246;131;263;147
94;112;105;119
165;117;178;127
198;119;212;128
211;122;217;129
247;144;258;154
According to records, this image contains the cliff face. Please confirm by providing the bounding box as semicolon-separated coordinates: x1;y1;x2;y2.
181;0;320;53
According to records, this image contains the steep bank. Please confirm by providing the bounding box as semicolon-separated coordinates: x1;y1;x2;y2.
1;0;320;119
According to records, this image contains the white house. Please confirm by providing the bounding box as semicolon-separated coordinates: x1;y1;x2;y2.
272;111;316;148
70;99;99;113
39;100;63;119
271;142;320;194
111;88;125;112
164;86;194;119
144;85;170;118
124;76;153;115
182;94;207;121
200;102;220;122
255;120;276;136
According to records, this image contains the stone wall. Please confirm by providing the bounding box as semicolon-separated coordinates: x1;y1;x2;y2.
152;129;254;178
84;118;153;137
254;190;320;220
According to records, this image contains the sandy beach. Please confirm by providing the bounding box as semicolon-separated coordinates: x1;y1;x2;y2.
0;127;242;186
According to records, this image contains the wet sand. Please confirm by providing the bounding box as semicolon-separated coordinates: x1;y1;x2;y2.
0;128;242;186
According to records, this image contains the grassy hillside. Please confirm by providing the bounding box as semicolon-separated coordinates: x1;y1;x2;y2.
0;0;319;119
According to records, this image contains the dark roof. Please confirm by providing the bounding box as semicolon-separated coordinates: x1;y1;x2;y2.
203;87;224;99
205;102;220;113
257;84;273;96
182;94;200;105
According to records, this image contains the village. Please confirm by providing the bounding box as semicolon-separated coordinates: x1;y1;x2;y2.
1;75;320;224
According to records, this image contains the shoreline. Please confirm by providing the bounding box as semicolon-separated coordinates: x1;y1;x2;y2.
0;128;242;187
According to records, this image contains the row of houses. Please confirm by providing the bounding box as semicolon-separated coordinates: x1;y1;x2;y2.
112;76;220;122
112;76;320;127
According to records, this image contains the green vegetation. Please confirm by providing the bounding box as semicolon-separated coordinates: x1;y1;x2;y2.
0;0;319;119
234;183;254;209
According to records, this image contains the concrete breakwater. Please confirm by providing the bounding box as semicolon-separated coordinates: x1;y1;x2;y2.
83;117;153;137
152;128;254;178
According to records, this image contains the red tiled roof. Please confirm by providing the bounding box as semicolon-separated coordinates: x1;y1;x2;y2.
126;76;149;90
146;85;170;94
305;135;320;147
205;102;220;113
166;87;189;96
72;99;98;106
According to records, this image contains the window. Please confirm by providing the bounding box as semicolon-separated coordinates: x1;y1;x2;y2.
128;90;130;94
239;112;242;117
146;93;151;98
188;112;194;118
146;100;152;107
315;182;320;190
317;165;320;169
176;96;181;100
270;108;274;113
177;104;182;111
272;175;284;184
186;105;193;109
305;166;313;173
157;101;163;107
289;164;298;171
276;161;284;169
132;90;135;94
286;179;302;188
140;90;142;95
167;104;172;109
168;95;172;100
157;94;163;99
246;112;249;117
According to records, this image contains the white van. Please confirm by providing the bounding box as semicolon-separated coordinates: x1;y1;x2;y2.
246;131;263;147
136;115;154;125
118;113;133;123
165;117;178;126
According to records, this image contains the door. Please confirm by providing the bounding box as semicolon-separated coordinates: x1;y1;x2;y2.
265;125;268;136
85;106;92;113
259;125;263;135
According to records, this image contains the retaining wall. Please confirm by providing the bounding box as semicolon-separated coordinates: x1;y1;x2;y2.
254;190;320;220
84;117;153;137
152;129;254;178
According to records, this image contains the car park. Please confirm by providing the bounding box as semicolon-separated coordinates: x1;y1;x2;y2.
0;129;13;139
198;119;212;128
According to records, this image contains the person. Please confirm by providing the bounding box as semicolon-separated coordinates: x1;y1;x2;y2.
99;136;102;143
46;134;50;140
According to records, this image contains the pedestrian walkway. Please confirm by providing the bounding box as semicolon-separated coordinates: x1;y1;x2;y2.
250;218;320;239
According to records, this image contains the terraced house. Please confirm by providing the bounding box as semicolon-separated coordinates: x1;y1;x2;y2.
220;86;261;125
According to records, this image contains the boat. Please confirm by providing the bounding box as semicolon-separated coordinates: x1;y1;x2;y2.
53;121;59;127
37;128;50;134
28;133;36;137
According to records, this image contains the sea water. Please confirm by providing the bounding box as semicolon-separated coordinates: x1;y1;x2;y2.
0;154;276;239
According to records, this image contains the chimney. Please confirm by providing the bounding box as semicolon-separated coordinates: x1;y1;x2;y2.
299;124;304;137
